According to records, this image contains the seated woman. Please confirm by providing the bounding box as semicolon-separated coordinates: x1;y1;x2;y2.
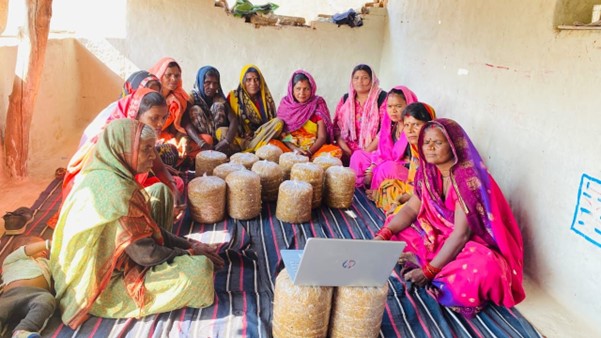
51;119;224;329
149;57;191;165
379;102;437;214
276;70;341;159
333;64;387;162
79;70;161;146
227;64;284;152
64;89;183;203
374;118;525;316
350;86;419;190
185;66;239;156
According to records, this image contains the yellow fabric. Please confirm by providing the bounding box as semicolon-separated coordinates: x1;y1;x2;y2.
89;255;214;318
373;178;412;212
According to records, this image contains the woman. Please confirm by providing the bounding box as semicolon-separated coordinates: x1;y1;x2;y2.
333;64;387;161
373;101;437;212
349;86;419;191
51;119;224;329
149;57;191;162
79;70;161;146
64;89;182;202
185;66;239;156
374;118;525;316
227;64;284;152
276;70;341;159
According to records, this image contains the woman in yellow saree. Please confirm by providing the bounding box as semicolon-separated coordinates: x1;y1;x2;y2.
51;119;223;329
227;64;284;152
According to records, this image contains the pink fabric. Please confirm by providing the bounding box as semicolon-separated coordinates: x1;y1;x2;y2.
334;67;383;149
371;86;418;164
277;70;333;141
349;149;371;187
391;118;525;312
148;57;190;134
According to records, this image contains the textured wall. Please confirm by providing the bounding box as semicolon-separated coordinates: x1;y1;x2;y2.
380;0;601;333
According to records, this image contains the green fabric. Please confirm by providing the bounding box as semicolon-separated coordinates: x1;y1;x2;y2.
89;255;214;318
50;119;213;328
232;0;279;17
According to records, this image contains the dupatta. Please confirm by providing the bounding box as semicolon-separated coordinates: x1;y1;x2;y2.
371;86;419;164
52;119;165;328
277;69;334;142
228;64;276;135
149;57;190;134
414;118;525;304
121;70;160;98
335;65;383;149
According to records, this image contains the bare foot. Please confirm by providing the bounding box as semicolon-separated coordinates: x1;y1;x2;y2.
398;252;418;266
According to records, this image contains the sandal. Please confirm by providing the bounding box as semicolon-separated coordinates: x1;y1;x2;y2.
3;207;33;235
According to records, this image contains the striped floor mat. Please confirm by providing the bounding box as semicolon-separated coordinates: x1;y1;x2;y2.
0;178;543;338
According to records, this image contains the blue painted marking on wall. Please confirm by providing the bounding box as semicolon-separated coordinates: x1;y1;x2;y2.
571;174;601;248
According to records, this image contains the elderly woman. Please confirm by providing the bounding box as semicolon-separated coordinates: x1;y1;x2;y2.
185;66;239;156
63;89;182;204
227;64;284;152
374;118;525;316
276;70;341;159
333;64;387;162
51;119;224;329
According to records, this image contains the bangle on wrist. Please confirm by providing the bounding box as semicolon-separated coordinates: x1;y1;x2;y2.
422;262;441;280
45;239;51;251
375;227;393;241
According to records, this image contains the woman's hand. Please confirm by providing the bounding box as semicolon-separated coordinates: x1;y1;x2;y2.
191;242;225;269
404;268;429;287
174;202;186;222
214;139;231;153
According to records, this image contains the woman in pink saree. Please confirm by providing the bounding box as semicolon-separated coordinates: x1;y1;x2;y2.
349;86;419;190
374;118;525;316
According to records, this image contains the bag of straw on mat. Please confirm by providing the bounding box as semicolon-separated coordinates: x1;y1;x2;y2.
195;150;227;176
279;152;309;180
188;175;226;223
230;152;260;169
312;153;343;171
276;180;313;223
290;162;324;209
251;160;284;202
324;166;356;208
272;269;333;338
256;144;283;163
226;170;262;220
213;162;246;180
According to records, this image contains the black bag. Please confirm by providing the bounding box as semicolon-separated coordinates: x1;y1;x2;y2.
343;91;387;108
332;9;363;27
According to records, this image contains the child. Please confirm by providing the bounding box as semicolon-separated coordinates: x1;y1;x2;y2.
0;236;55;338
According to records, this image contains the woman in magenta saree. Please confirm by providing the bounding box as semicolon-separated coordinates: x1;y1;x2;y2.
375;118;525;316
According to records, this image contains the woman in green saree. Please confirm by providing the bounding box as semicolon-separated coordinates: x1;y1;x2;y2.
51;119;223;329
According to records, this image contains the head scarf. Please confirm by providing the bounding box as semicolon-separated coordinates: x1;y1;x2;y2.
277;70;334;141
336;64;383;149
228;64;276;135
373;86;419;163
121;70;160;98
52;119;164;328
149;57;190;134
191;66;226;108
415;118;524;303
108;88;156;123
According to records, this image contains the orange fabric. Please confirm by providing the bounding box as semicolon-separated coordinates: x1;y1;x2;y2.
148;57;190;135
268;139;291;153
311;144;343;160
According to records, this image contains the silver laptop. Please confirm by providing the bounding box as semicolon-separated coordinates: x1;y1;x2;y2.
280;238;406;287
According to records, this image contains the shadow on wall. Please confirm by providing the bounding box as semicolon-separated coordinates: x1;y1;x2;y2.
553;0;599;27
73;39;123;129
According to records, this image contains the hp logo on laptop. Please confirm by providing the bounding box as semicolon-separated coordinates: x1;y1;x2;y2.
342;259;356;269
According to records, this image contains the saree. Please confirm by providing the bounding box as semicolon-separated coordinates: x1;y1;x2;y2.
350;86;419;190
227;64;283;152
64;88;157;201
51;119;214;329
277;70;341;159
148;57;190;136
333;65;384;151
189;66;230;144
372;101;437;211
392;118;525;314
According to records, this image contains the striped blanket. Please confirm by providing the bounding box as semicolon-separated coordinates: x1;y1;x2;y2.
0;178;543;338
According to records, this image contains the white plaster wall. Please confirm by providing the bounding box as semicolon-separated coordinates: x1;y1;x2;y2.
108;0;386;114
380;0;601;332
1;39;81;179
